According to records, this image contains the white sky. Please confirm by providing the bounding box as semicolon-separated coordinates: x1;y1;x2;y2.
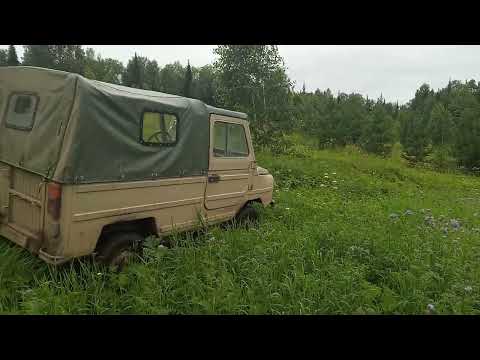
2;45;480;104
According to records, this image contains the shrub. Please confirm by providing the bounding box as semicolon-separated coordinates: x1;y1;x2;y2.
425;146;457;171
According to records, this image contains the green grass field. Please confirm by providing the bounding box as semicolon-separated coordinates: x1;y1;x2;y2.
1;145;480;314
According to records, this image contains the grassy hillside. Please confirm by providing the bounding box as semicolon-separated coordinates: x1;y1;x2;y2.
1;145;480;314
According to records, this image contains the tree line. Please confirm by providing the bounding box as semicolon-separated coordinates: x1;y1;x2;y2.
0;45;20;66
1;45;479;170
0;45;217;106
293;80;480;170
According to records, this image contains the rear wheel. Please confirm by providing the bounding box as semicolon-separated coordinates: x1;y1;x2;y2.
95;232;144;271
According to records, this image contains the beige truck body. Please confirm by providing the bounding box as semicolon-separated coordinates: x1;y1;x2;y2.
0;67;274;264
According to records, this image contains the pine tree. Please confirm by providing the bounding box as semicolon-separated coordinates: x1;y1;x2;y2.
133;53;142;88
159;61;186;95
455;102;480;169
0;49;7;66
22;45;53;68
429;103;454;146
144;60;161;91
361;102;395;156
183;60;193;97
399;84;435;161
7;45;19;66
193;65;217;106
123;53;145;89
302;82;306;94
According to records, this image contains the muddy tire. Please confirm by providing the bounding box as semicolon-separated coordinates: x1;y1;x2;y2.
235;203;259;226
96;232;144;271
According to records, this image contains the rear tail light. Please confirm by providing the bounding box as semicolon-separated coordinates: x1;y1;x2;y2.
47;182;62;220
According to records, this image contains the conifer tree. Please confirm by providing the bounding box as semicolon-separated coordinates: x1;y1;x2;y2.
7;45;19;66
183;60;193;97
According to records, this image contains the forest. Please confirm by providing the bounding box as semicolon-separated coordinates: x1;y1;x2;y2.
1;45;479;171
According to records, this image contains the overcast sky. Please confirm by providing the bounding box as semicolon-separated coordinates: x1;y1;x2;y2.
2;45;480;104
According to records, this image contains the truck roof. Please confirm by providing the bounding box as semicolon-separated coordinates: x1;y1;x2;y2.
75;77;248;120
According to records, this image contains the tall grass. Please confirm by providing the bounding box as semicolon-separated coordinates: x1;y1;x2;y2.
1;146;479;314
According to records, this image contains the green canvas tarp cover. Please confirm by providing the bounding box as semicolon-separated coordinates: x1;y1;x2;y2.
0;66;247;184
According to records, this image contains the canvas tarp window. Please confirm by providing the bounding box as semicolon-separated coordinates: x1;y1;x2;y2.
0;66;247;184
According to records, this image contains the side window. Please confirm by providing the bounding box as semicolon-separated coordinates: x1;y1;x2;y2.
5;93;38;130
213;122;227;157
227;123;249;157
141;112;177;145
213;121;249;158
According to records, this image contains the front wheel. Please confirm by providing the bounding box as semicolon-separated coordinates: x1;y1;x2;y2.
95;232;144;271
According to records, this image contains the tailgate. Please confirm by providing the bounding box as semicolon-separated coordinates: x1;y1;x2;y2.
0;164;45;251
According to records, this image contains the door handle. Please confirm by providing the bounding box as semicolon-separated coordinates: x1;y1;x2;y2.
208;174;221;183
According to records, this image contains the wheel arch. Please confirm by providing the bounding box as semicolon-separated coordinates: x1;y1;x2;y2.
94;217;158;252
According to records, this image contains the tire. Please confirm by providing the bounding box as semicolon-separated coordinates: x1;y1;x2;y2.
235;203;259;226
95;232;144;271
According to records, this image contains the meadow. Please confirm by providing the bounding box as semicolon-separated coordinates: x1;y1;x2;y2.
1;139;480;314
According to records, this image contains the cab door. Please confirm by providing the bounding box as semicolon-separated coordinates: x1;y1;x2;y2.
204;114;254;211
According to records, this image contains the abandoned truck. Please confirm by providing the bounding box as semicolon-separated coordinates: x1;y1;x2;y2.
0;66;274;267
